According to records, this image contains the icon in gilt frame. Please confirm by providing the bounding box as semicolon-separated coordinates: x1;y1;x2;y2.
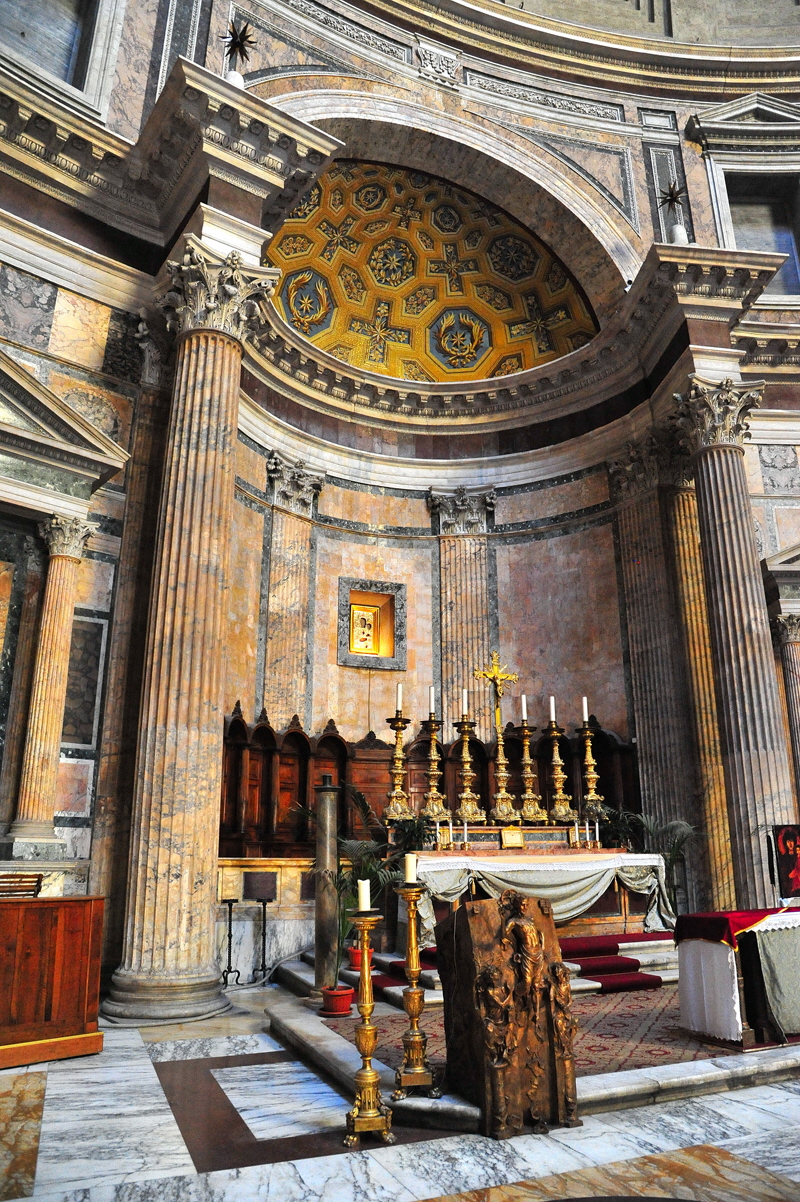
350;604;381;655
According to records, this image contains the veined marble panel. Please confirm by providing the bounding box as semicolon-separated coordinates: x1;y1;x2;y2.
212;1061;350;1140
0;1069;46;1201
147;1033;283;1062
213;914;313;984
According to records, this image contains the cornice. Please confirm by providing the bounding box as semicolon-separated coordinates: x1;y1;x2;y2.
0;57;342;247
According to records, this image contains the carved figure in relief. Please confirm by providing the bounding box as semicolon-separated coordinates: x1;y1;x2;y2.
550;961;580;1125
475;963;521;1137
499;891;547;1025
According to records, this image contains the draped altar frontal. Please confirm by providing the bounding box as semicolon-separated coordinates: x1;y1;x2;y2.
415;852;675;944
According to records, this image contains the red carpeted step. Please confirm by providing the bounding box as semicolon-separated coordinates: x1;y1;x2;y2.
420;948;438;966
383;960;408;981
370;973;401;991
559;935;620;958
596;971;662;993
570;954;640;976
615;932;674;946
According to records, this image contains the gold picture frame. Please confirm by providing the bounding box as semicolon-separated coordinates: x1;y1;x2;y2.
500;827;525;849
350;604;381;655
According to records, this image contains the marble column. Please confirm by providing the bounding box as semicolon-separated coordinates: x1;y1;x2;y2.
676;376;797;907
3;516;91;857
773;615;800;797
103;237;278;1021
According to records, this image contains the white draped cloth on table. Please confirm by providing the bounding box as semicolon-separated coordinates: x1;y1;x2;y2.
415;852;674;945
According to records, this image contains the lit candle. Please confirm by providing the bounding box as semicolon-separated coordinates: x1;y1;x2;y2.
396;683;403;712
595;821;600;844
521;694;527;722
404;853;417;883
550;695;556;723
582;696;589;723
429;685;435;714
357;879;370;910
462;688;468;716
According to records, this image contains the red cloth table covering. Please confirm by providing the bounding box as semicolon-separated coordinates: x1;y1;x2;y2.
674;909;787;949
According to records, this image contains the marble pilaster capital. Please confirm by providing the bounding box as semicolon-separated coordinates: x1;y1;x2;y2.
39;515;93;560
773;613;800;646
427;485;496;535
674;375;764;455
267;452;325;515
157;235;280;343
607;426;692;500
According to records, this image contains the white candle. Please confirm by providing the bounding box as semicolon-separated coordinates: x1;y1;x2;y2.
404;853;417;883
463;821;468;844
582;696;589;723
357;879;370;910
595;821;600;843
462;688;468;716
449;820;454;844
396;683;403;712
585;821;590;842
429;685;435;714
550;695;556;723
574;821;579;843
435;821;440;844
521;694;527;721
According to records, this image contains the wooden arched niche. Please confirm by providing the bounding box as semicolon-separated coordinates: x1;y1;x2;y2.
219;710;276;857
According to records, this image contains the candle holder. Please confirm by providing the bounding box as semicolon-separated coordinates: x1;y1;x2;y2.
546;720;578;823
420;714;450;823
489;722;520;825
344;908;396;1148
453;716;486;824
384;711;414;821
577;721;606;822
391;883;440;1099
519;720;547;823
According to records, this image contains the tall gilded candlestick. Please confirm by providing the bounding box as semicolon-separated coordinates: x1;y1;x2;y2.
474;651;521;824
384;710;413;821
344;908;395;1148
578;720;605;821
420;713;450;823
520;719;547;823
391;881;440;1099
454;715;485;824
546;719;578;823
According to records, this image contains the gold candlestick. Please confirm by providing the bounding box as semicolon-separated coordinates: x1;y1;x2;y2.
546;719;578;823
420;714;450;823
520;719;547;823
474;652;520;824
578;721;605;821
391;882;440;1099
344;908;395;1148
384;710;413;821
454;715;485;824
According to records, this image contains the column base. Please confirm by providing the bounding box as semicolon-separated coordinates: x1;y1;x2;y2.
101;967;232;1024
0;836;67;861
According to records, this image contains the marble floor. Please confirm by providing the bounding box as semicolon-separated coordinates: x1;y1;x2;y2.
2;984;800;1202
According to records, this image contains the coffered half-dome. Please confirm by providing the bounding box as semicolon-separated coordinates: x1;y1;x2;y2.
267;160;598;384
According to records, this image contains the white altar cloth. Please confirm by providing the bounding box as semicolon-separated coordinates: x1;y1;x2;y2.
415;851;673;943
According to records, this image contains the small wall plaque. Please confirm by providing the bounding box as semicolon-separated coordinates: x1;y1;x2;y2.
500;827;525;849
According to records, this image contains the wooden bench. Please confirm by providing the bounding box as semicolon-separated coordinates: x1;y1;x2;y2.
0;873;43;897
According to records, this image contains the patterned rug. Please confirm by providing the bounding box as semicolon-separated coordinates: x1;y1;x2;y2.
324;985;737;1078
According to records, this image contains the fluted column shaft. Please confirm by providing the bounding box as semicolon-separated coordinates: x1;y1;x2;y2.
773;617;800;795
680;378;796;907
8;517;90;845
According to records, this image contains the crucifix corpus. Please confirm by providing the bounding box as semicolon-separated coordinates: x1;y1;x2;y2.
474;651;521;824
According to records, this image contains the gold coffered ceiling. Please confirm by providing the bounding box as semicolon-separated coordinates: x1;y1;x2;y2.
268;161;597;383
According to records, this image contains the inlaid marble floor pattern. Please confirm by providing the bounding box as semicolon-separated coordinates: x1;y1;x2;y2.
3;986;800;1202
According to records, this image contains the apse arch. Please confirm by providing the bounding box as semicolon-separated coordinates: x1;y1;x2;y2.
261;88;642;326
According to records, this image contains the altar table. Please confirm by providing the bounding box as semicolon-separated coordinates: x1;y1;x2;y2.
676;908;800;1045
415;851;674;944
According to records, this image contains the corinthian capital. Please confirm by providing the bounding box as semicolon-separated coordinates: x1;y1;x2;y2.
157;236;280;342
674;375;764;454
427;486;496;535
773;614;800;646
40;515;93;559
608;426;691;499
267;452;324;514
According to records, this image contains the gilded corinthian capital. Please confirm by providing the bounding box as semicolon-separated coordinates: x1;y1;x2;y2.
674;375;764;454
157;235;280;341
39;515;93;559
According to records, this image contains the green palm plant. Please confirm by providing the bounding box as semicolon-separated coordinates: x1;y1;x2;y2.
636;814;695;913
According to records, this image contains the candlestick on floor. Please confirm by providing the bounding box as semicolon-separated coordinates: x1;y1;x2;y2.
453;715;486;824
384;710;413;821
344;908;395;1148
546;720;578;823
391;882;440;1099
221;899;241;987
420;713;450;823
520;719;547;823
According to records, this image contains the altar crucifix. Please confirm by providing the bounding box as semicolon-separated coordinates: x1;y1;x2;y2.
474;651;521;824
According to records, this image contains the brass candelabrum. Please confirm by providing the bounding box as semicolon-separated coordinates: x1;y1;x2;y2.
453;715;486;824
474;651;519;825
420;714;450;823
344;909;396;1148
391;882;440;1100
578;720;606;822
546;719;578;824
384;710;413;821
520;719;547;823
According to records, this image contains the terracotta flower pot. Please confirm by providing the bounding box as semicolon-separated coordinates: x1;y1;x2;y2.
319;985;355;1016
346;946;373;970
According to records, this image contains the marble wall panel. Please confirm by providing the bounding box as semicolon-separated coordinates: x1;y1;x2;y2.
105;0;160;139
495;473;609;526
319;485;430;530
751;504;771;557
101;310;143;384
48;372;132;450
62;618;105;746
236;440;268;494
48;291;111;371
495;523;628;736
0;264;57;350
743;445;764;495
774;506;800;552
75;558;115;611
54;758;93;816
213;912;314;983
311;533;435;739
263;510;314;729
759;445;800;494
226;497;265;718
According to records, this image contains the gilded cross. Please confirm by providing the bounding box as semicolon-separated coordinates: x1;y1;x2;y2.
507;293;569;356
474;651;518;735
318;216;359;262
392;198;422;230
348;299;411;365
428;242;479;295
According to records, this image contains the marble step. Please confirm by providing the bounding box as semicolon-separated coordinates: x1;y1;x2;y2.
296;949;443;1007
275;958;315;997
339;966;444;1007
372;951;442;990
